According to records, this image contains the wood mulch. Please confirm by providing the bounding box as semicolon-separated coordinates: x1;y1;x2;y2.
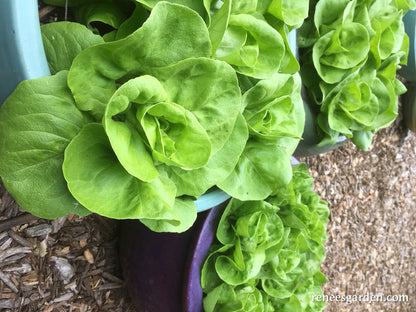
300;100;416;311
0;194;135;312
0;2;414;311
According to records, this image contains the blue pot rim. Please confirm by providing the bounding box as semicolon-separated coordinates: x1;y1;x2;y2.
0;0;51;105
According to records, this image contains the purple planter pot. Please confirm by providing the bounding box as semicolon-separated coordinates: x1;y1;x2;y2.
119;202;226;312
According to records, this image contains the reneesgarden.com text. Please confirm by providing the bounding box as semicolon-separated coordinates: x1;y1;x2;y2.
312;294;409;305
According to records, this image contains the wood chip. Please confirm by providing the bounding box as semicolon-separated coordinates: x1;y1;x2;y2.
52;292;74;303
84;249;94;264
8;230;34;248
51;256;75;285
34;239;49;257
0;213;38;232
0;247;32;262
38;5;55;19
2;263;32;275
0;271;19;293
24;223;53;238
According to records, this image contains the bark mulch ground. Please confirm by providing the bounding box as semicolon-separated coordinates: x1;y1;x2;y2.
300;105;416;312
0;2;414;311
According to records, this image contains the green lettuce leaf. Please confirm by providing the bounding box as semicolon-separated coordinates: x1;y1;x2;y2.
243;73;303;139
74;2;128;34
41;22;104;75
137;197;197;233
299;0;412;150
267;0;309;27
103;56;242;186
218;139;293;200
159;113;248;197
312;22;370;84
62;123;185;223
134;0;208;20
0;71;91;219
214;13;285;79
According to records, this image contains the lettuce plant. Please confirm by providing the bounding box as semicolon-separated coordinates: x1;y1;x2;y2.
218;73;305;200
0;1;309;233
131;0;307;78
201;164;330;312
299;0;415;150
0;3;244;232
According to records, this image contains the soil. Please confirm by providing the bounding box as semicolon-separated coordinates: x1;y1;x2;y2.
0;2;414;311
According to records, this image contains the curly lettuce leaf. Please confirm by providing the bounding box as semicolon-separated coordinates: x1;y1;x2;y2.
267;0;309;27
214;13;285;79
134;0;208;20
159;113;248;197
299;0;412;150
139;197;197;233
312;22;370;84
102;56;242;186
112;3;150;40
150;58;242;154
218;139;293;200
74;2;128;34
243;73;303;139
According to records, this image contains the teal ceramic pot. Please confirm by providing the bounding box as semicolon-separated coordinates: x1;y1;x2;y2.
401;84;416;132
400;7;416;132
0;0;50;106
400;9;416;82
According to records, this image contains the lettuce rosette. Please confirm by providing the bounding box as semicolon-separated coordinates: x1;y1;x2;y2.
299;0;415;150
218;73;305;200
201;164;330;312
44;0;309;78
0;2;246;232
207;0;308;78
0;0;311;234
132;0;308;78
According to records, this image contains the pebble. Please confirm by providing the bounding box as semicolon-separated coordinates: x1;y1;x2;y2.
51;256;75;285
